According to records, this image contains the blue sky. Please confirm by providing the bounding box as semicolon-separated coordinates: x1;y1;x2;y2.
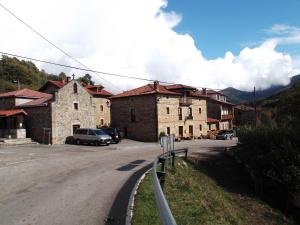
167;0;300;59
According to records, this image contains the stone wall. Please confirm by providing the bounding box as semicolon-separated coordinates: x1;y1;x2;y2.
93;97;111;127
111;95;157;142
24;105;52;143
51;80;96;144
157;96;208;138
0;98;15;110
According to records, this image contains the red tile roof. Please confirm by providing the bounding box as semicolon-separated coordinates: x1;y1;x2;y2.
206;90;225;96
48;80;65;88
16;96;53;108
207;117;219;123
0;109;28;117
85;85;112;97
189;90;209;98
110;84;181;99
0;89;52;99
165;84;196;90
40;80;112;97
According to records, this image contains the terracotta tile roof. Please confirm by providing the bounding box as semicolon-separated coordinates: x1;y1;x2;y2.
0;109;28;117
0;89;52;99
165;84;196;90
189;90;209;98
16;96;53;108
48;80;65;88
110;83;181;99
206;90;225;96
207;117;219;123
85;85;112;97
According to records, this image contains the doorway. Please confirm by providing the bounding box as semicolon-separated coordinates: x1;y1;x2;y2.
189;125;193;137
72;124;80;134
179;126;183;137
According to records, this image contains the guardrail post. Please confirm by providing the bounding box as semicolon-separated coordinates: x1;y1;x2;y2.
171;151;175;168
157;171;166;190
159;157;166;172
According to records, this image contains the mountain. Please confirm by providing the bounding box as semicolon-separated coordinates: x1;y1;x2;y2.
221;74;300;104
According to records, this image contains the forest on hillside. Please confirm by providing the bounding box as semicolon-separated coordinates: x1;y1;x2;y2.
0;55;94;93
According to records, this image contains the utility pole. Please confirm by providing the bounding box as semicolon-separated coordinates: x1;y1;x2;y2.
12;79;20;90
253;86;257;127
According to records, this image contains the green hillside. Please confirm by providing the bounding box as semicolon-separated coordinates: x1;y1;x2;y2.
0;55;94;93
0;55;50;92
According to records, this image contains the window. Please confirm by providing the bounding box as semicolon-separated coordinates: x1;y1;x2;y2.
73;83;78;93
131;108;136;122
101;119;104;125
72;124;80;134
74;102;78;110
199;107;202;114
199;124;202;131
166;107;170;114
178;107;182;120
188;107;193;116
167;127;170;135
100;105;104;111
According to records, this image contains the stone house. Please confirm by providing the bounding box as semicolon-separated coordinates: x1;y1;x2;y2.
39;79;112;127
0;80;96;144
110;81;208;142
205;90;235;130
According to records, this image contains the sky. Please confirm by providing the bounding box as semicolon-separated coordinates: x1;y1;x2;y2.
0;0;300;93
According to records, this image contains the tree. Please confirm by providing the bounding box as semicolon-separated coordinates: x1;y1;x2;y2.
77;73;94;85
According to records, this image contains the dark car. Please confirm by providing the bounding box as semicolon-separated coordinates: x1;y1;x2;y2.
100;127;122;143
216;130;234;140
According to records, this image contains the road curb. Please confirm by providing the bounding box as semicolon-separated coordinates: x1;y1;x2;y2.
125;168;151;225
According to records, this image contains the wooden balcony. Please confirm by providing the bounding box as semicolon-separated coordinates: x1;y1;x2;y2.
221;114;233;120
179;97;192;106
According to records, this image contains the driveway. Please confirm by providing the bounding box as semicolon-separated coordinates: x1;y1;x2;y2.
0;139;236;225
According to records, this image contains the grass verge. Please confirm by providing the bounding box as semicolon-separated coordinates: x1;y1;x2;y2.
132;157;296;225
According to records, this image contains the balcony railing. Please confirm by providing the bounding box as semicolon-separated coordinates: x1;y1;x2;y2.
179;97;192;106
178;114;183;120
186;114;193;120
221;114;233;120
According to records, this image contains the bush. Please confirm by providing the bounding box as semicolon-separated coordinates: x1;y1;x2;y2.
235;124;300;208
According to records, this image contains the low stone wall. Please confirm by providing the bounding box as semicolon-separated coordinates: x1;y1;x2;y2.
0;129;26;139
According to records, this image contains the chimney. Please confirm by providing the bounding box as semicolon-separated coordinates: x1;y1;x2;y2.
202;88;207;95
66;76;71;83
154;80;159;90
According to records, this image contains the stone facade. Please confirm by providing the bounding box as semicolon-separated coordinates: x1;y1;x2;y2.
111;93;208;142
93;97;111;127
24;105;52;143
157;96;208;138
51;80;96;144
111;95;158;142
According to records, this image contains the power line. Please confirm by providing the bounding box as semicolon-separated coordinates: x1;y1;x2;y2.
0;51;220;91
0;2;123;92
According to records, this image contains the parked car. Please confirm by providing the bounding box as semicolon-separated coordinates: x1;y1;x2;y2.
216;130;234;140
73;128;112;146
99;127;122;143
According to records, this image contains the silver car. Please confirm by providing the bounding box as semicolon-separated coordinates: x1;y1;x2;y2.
73;128;112;146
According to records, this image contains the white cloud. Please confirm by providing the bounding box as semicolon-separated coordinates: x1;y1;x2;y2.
0;0;299;93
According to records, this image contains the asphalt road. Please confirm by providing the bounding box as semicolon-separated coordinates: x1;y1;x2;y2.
0;139;237;225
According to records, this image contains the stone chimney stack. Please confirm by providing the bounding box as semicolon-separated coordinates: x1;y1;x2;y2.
202;88;207;95
154;80;159;90
66;76;71;83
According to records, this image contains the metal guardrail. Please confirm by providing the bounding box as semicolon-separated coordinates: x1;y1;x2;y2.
152;148;188;225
